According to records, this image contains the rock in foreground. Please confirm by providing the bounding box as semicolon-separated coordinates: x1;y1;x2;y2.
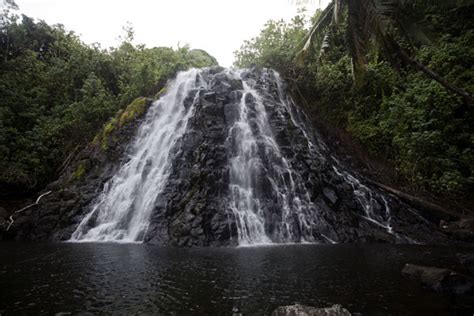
272;304;351;316
402;263;474;295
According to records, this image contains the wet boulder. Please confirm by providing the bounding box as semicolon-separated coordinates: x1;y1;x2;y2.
402;263;474;295
271;304;351;316
440;217;474;241
323;187;338;205
457;253;474;275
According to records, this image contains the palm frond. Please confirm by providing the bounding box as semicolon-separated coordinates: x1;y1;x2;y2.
333;0;344;25
365;0;402;67
377;0;400;12
346;0;371;84
398;16;432;46
399;0;474;8
319;30;332;59
295;1;335;65
373;0;433;49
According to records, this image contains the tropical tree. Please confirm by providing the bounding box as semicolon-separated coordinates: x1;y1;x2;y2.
0;9;219;195
1;0;18;63
298;0;473;103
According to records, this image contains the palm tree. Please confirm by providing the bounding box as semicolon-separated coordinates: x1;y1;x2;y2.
298;0;473;104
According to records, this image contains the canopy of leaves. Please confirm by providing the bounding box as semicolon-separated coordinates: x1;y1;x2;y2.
0;12;218;196
234;3;473;200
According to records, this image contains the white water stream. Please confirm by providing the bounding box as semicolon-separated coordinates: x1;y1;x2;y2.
70;69;203;242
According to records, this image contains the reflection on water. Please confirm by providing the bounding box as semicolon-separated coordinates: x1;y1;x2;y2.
0;243;472;314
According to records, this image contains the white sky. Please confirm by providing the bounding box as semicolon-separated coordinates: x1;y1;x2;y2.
15;0;329;67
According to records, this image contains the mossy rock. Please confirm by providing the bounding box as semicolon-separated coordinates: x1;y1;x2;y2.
118;97;148;127
92;97;151;152
70;161;86;182
100;117;118;151
92;134;100;145
104;117;118;136
154;87;167;100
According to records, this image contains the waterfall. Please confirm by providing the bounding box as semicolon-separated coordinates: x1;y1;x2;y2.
226;69;399;245
70;69;203;242
66;67;431;246
331;165;395;237
227;74;272;245
227;70;320;245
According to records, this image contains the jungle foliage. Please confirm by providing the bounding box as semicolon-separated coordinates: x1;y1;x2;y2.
234;3;473;199
0;2;217;195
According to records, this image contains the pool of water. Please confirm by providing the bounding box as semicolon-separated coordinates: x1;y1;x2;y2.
0;243;472;315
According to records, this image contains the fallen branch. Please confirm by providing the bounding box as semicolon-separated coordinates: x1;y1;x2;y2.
286;77;310;110
57;145;81;174
365;179;460;220
6;190;53;231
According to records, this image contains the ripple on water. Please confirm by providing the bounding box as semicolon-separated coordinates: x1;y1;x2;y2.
0;243;472;315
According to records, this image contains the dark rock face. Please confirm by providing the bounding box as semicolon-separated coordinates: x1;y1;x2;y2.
271;304;351;316
144;72;238;246
458;253;474;267
402;263;474;296
0;207;8;231
457;253;474;275
0;67;454;246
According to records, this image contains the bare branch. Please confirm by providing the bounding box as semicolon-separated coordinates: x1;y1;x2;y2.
6;191;53;231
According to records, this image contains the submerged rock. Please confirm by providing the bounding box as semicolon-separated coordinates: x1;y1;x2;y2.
440;217;474;241
458;253;474;274
402;263;474;295
271;304;351;316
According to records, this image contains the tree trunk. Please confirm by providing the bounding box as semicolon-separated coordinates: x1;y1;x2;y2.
4;31;10;63
396;46;473;105
365;179;461;220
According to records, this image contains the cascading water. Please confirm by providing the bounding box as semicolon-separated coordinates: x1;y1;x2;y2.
227;74;272;245
227;70;319;245
70;69;203;242
63;67;439;246
226;68;411;245
332;165;395;236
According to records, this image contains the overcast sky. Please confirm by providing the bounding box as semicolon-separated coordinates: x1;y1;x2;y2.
15;0;329;67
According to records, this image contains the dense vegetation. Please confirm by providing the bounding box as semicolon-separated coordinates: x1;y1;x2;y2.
0;2;217;196
1;0;472;207
234;4;473;202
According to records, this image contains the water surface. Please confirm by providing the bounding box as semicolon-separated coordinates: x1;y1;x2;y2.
0;243;472;315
